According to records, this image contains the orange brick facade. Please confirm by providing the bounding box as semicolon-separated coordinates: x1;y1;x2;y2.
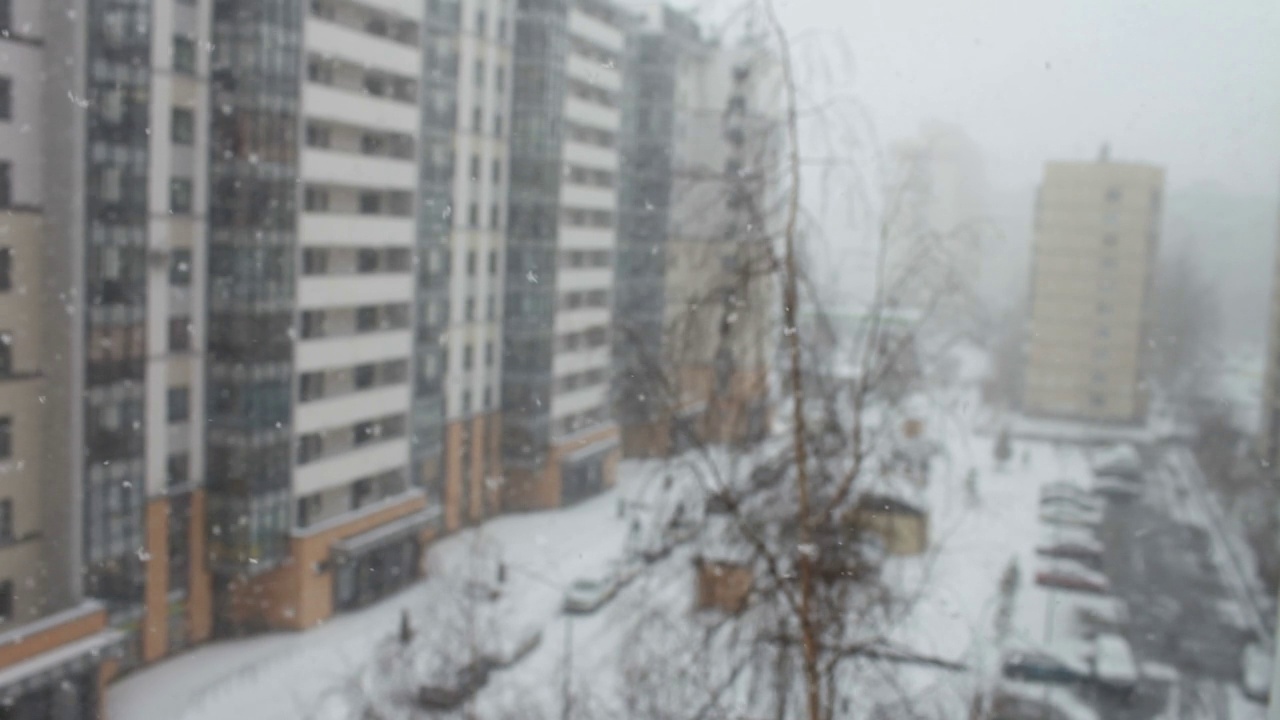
224;495;429;631
444;413;502;531
139;491;214;663
501;423;620;511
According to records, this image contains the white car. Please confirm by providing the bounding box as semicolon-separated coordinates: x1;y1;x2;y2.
563;573;619;614
1242;641;1272;702
1040;504;1103;527
1092;633;1138;697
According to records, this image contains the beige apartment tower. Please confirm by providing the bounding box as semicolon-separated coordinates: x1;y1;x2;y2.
1022;152;1163;423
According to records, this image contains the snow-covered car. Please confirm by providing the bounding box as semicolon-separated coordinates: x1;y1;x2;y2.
416;660;490;710
1039;494;1104;514
563;573;620;614
1242;641;1272;702
610;554;644;587
1091;444;1142;480
1091;477;1141;500
1075;598;1129;636
1039;504;1103;527
1091;633;1138;698
1001;648;1091;685
480;622;543;669
1036;539;1103;566
1042;481;1091;499
1036;559;1109;594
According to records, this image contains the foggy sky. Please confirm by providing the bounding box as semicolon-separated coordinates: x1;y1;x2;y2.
774;0;1280;196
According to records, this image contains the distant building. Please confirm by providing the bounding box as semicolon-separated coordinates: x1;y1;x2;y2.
852;495;928;557
1022;152;1163;424
499;0;628;509
1258;194;1280;468
613;5;779;457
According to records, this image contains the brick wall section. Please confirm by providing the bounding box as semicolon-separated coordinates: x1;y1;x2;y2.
142;497;170;663
0;606;108;669
225;495;428;631
187;489;214;644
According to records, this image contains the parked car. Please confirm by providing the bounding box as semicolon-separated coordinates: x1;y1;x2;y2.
610;554;644;587
1242;641;1272;702
1001;648;1091;685
416;660;490;710
563;573;620;614
1092;477;1141;500
1039;504;1103;527
1036;559;1109;594
1036;539;1104;566
1076;598;1129;637
1091;633;1138;699
481;622;543;670
1040;494;1104;514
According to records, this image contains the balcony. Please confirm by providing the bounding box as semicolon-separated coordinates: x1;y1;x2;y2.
299;213;415;247
564;97;620;131
295;383;412;435
302;148;416;190
304;83;419;134
563;141;618;171
298;273;414;310
293;437;411;497
568;10;624;52
561;184;616;212
305;17;420;78
296;329;413;373
566;54;621;93
559;226;615;251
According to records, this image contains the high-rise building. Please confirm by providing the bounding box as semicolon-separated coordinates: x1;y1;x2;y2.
614;5;778;457
501;0;626;509
211;0;442;632
440;0;514;531
0;2;136;715
1022;150;1163;423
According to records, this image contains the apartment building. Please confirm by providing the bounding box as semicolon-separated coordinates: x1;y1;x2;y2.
614;6;777;457
438;0;514;530
210;0;441;632
501;0;626;509
1022;151;1163;423
0;2;129;716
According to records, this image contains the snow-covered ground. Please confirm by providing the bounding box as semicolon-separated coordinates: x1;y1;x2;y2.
108;364;1126;720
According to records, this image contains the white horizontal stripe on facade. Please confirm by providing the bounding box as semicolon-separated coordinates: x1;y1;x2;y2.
293;438;411;497
302;148;417;190
296;330;413;372
561;184;616;212
304;82;419;134
294;383;412;435
550;383;608;418
298;273;414;309
563;97;620;131
551;346;611;376
566;53;621;92
305;17;421;78
563;141;618;172
567;11;624;52
299;213;415;247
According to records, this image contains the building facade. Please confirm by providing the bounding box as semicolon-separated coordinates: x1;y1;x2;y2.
1022;152;1163;424
614;7;777;458
0;2;129;716
209;0;441;632
501;0;625;509
438;0;514;531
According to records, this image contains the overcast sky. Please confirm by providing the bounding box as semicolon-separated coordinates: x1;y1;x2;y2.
746;0;1280;196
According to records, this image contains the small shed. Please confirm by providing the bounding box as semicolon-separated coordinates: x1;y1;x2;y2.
693;512;753;614
852;494;928;556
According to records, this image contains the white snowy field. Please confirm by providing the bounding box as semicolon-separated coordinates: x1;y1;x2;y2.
109;376;1123;720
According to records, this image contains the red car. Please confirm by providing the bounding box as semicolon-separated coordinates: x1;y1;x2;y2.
1036;560;1109;594
1036;540;1104;565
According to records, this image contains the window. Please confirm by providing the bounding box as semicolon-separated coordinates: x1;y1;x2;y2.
0;579;11;622
170;178;193;214
360;192;381;214
354;421;377;446
0;417;11;460
495;66;505;92
476;10;487;34
485;342;494;366
298;434;323;464
170;249;192;286
301;310;326;339
472;106;482;132
0;162;10;209
470;154;481;179
494;114;503;137
169;317;191;351
352;478;373;508
354;363;375;389
305;123;331;147
0;77;11;122
487;295;495;321
173;35;197;74
0;248;10;291
357;249;380;273
489;250;498;275
0;333;11;377
491;204;501;229
468;203;479;228
463;345;473;370
172;107;194;144
357;306;379;331
167;387;190;423
483;387;492;409
0;499;10;542
465;297;475;321
167;453;189;487
303;248;328;275
299;372;325;402
474;59;485;87
492;159;501;184
467;251;477;275
0;1;9;35
305;187;329;212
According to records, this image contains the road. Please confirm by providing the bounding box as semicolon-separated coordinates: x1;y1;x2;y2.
1089;444;1264;719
